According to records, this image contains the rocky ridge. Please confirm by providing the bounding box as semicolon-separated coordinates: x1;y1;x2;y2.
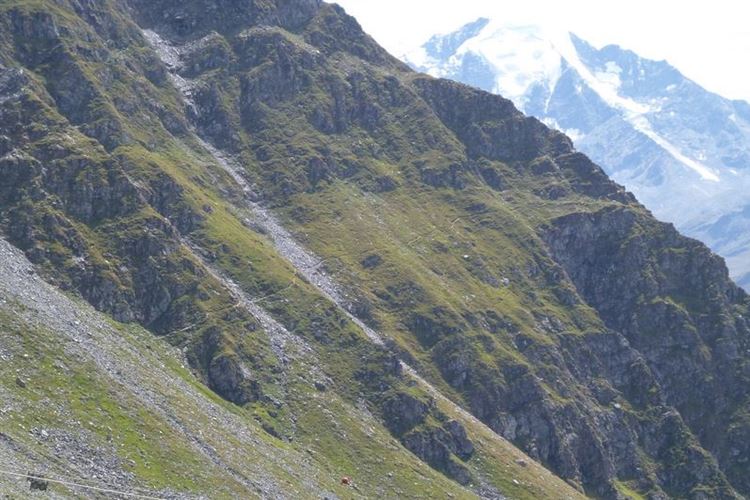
408;21;750;290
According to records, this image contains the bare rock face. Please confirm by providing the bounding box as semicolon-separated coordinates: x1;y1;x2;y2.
544;206;750;495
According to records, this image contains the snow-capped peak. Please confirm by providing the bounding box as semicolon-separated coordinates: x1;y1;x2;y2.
409;22;721;183
457;23;563;109
411;22;564;110
552;31;721;182
407;19;750;288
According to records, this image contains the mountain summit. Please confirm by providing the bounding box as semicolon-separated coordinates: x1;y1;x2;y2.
409;20;750;290
1;1;749;498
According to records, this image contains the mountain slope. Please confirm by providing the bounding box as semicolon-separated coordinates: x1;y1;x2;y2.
409;20;750;290
0;2;588;498
1;1;749;499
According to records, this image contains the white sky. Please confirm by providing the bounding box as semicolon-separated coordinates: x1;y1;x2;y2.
333;0;750;103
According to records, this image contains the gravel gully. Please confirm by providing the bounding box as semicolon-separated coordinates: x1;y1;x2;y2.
143;28;519;499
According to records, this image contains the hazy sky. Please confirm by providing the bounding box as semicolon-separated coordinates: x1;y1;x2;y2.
334;0;750;103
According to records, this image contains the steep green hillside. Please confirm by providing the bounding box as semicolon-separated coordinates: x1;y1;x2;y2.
0;237;493;499
0;1;748;498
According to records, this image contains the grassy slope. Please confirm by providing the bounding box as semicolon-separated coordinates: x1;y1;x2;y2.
0;1;587;497
0;249;480;499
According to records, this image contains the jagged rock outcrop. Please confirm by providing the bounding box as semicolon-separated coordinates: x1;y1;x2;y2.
381;391;475;484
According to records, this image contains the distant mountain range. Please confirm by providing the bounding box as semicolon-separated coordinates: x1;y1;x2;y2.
407;18;750;289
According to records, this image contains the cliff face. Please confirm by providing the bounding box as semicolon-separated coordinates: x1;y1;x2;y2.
0;1;748;498
544;207;750;495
